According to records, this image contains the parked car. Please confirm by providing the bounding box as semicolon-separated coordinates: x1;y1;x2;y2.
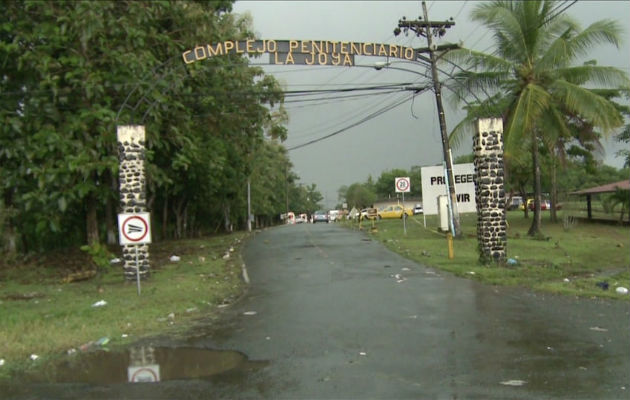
529;200;550;210
360;208;378;220
413;203;423;215
312;210;329;223
378;204;413;219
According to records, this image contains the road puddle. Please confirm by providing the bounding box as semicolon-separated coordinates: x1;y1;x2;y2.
21;346;267;384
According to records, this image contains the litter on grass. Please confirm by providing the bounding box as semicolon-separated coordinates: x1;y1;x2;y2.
169;255;181;262
616;287;628;294
91;300;107;307
589;326;608;332
243;311;257;316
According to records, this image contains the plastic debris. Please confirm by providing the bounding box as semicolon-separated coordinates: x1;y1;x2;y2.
186;307;198;313
30;354;39;361
67;348;77;355
95;337;110;346
109;258;121;264
468;271;476;275
595;281;609;290
589;326;608;332
91;300;107;307
169;255;181;262
359;352;367;356
0;359;5;366
222;253;230;260
243;311;257;316
121;334;129;338
167;313;175;320
506;258;518;265
563;278;570;282
500;380;526;386
616;287;628;294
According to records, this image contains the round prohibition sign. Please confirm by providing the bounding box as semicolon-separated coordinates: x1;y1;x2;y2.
396;177;410;192
121;215;149;243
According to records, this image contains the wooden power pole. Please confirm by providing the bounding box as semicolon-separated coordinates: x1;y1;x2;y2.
395;1;461;237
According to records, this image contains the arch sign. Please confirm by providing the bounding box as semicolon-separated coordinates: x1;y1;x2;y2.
182;39;418;67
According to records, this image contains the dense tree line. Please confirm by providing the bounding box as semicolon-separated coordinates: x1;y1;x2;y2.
1;1;318;256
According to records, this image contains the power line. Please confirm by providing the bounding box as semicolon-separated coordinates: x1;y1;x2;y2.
287;87;430;151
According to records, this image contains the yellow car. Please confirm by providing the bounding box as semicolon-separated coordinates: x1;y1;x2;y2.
378;205;413;219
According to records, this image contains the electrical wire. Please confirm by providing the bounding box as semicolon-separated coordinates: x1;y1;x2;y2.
286;86;430;151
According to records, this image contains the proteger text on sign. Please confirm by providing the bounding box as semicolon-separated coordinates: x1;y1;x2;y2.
420;163;477;215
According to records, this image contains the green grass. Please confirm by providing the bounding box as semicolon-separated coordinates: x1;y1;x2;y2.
349;211;630;299
0;233;247;379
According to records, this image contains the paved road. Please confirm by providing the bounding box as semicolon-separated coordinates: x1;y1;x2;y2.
5;223;628;399
195;223;629;399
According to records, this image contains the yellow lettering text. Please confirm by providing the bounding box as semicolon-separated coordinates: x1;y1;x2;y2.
267;40;277;53
350;42;361;55
285;52;295;64
389;45;398;58
312;41;322;54
405;47;415;60
207;43;223;56
246;40;256;53
194;46;207;60
343;54;353;66
224;41;234;53
378;44;387;56
332;53;341;65
301;40;310;53
318;53;328;65
305;52;316;65
182;50;194;64
290;40;299;52
340;42;349;54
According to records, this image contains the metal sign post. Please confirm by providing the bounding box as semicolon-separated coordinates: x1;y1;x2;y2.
395;177;411;235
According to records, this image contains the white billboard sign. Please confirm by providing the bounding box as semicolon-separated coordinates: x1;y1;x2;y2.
420;163;476;215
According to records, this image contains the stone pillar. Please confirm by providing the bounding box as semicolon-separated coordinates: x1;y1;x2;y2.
473;119;507;263
117;125;150;280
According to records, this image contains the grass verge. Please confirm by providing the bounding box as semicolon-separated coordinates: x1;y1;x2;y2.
348;211;630;299
0;232;248;380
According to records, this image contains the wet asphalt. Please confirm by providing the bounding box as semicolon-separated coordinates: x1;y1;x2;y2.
4;222;629;399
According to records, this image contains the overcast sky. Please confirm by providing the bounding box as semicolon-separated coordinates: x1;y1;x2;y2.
231;1;630;208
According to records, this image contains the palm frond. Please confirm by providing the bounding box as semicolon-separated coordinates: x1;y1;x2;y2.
551;80;624;133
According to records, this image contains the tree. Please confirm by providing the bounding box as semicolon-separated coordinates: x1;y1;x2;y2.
445;0;629;236
1;1;292;255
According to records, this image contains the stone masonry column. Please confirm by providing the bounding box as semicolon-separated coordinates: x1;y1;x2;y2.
473;118;507;263
117;125;150;280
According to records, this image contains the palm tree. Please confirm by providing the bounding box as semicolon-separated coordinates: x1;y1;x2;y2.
445;0;629;236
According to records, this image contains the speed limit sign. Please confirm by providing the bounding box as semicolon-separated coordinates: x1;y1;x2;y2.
395;177;411;193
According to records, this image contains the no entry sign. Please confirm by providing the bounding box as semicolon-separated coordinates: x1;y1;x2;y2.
395;177;411;193
118;213;152;245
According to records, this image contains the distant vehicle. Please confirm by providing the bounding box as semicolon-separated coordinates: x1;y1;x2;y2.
529;200;552;211
328;210;340;222
295;214;306;223
378;205;413;219
299;213;308;223
312;210;329;223
360;208;378;220
413;203;423;215
507;196;523;211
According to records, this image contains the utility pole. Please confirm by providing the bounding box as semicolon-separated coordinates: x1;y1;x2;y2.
395;1;462;238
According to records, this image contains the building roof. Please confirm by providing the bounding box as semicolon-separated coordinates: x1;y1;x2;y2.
570;180;630;195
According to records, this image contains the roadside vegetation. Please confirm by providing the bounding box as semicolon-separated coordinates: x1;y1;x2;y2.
348;212;629;300
0;233;247;380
